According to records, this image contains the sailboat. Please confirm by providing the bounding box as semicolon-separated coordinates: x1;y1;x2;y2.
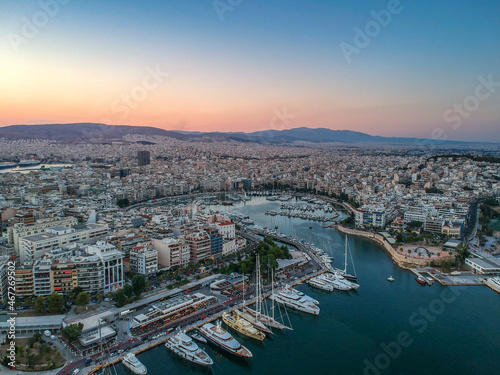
239;255;292;331
234;266;272;334
341;235;357;282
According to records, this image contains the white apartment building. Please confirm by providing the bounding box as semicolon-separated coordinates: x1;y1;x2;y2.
216;221;235;239
355;206;388;228
404;211;426;223
33;258;52;296
130;246;158;276
86;241;124;292
8;217;78;255
19;224;108;262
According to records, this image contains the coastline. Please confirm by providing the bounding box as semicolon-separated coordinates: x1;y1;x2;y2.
333;224;442;269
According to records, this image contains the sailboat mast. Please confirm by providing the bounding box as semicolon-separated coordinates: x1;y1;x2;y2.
256;255;261;317
271;268;275;320
344;235;348;273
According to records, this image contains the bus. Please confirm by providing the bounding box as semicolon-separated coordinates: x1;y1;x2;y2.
120;309;134;317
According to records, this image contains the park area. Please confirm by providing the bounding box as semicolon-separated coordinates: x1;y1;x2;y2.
396;245;451;260
0;334;65;371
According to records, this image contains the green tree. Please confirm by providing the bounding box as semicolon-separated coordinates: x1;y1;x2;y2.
117;198;130;208
132;275;146;297
61;323;83;343
70;287;84;299
75;292;90;307
96;292;103;301
47;293;64;313
123;283;133;298
114;290;127;307
34;296;46;313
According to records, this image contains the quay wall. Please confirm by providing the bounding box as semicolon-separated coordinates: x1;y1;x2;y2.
334;225;432;267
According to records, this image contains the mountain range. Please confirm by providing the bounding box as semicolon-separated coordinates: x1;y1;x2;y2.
0;123;489;145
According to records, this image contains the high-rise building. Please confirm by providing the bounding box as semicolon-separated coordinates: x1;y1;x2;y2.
137;151;150;167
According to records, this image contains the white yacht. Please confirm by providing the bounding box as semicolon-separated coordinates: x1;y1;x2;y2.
198;321;252;358
122;353;147;375
165;331;213;366
322;272;359;291
270;286;320;315
288;285;320;305
307;275;335;291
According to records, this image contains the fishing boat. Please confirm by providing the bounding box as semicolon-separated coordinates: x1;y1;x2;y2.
222;312;266;341
415;276;426;285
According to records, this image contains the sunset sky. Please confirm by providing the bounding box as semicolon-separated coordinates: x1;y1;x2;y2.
1;0;499;141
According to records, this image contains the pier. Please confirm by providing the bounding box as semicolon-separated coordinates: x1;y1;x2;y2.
411;267;486;286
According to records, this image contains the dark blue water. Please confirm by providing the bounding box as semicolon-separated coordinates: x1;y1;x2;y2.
115;198;500;375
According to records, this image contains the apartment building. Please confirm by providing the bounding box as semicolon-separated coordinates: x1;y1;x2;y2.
186;230;211;263
33;258;52;296
19;223;108;262
355;205;388;228
7;216;78;255
71;254;105;294
152;237;190;268
86;241;124;292
51;259;78;295
130;246;158;276
216;221;235;239
14;265;33;298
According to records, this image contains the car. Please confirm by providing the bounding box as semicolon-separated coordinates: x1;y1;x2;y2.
73;369;81;374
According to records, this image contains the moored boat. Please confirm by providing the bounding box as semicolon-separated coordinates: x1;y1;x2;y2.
198;321;252;358
270;286;320;315
222;312;266;341
191;332;207;344
165;331;213;366
122;353;147;375
415;276;426;285
307;275;334;291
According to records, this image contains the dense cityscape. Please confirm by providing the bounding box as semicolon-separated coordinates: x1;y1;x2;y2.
0;136;499;374
2;0;499;374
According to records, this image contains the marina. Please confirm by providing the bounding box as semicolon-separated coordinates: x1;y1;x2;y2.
81;197;499;375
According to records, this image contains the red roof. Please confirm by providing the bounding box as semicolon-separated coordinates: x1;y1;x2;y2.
218;221;234;226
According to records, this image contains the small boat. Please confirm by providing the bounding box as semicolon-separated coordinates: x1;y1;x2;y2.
191;332;207;344
122;353;147;375
387;276;394;282
415;276;426;285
